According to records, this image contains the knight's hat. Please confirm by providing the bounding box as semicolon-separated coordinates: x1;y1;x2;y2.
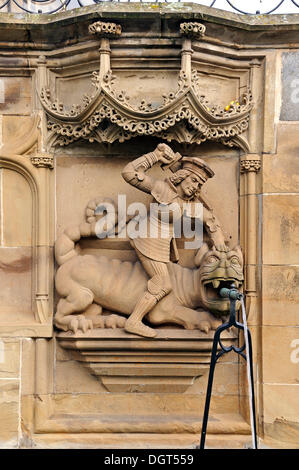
181;157;214;184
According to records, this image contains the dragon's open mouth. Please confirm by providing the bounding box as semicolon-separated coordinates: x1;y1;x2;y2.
203;278;243;302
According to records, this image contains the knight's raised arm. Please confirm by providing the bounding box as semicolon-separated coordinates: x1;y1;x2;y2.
121;144;179;195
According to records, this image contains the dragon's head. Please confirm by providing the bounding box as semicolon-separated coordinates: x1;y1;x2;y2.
194;243;244;316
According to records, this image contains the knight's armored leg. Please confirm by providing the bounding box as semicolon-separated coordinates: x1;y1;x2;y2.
124;251;172;338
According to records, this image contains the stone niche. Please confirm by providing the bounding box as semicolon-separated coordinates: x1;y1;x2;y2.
37;15;256;449
4;3;290;449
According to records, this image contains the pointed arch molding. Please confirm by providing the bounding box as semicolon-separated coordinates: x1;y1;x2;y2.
0;154;53;337
39;21;253;152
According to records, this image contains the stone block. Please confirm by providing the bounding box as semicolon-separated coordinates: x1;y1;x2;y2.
19;395;35;447
31;430;251;450
262;326;299;384
55;360;106;393
0;339;20;378
262;194;299;265
0;379;19;445
56;74;95;110
263;420;299;448
52;391;239;419
263;384;299;432
2;168;33;247
21;339;35;395
280;51;299;121
1;115;39;154
262;265;299;326
263;123;299;193
189;358;243;398
0;76;31;115
0;247;33;320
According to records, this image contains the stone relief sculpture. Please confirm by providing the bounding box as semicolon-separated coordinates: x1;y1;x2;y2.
122;144;228;337
54;144;244;337
50;21;247;338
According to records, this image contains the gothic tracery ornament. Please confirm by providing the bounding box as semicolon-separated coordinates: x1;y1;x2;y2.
39;21;253;151
40;68;253;150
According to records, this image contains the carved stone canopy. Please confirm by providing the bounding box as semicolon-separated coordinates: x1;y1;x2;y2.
39;21;253;151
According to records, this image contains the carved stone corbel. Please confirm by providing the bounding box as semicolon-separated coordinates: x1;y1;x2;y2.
56;329;237;393
180;22;206;83
89;21;122;80
240;159;261;174
31;153;54;169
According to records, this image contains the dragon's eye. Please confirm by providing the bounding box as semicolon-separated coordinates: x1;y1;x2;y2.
230;256;240;266
207;256;218;264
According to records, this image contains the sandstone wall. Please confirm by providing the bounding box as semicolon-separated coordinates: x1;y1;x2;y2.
0;4;297;449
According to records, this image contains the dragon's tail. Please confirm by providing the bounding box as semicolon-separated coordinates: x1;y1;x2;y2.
55;197;119;266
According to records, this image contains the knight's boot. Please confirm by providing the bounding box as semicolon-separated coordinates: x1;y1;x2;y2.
125;273;172;338
124;291;158;338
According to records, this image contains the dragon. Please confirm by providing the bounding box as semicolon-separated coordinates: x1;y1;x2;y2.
54;198;244;334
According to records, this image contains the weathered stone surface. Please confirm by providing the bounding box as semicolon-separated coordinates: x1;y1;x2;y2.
189;359;243;398
262;123;299;193
0;247;33;320
31;430;251;449
1;115;40;155
52;391;240;418
0;379;19;446
262;194;299;265
33;393;247;436
19;395;35;448
280;52;299;121
198;154;239;247
55;359;106;393
2;168;33;247
0;4;298;49
263;384;299;427
56;155;147;237
0;339;20;378
262;326;299;384
262;265;299;326
21;339;35;396
263;421;299;448
0;77;31;115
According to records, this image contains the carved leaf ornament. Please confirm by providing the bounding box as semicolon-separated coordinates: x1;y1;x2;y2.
40;22;253;151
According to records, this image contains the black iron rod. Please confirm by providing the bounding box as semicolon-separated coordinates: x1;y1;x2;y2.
246;327;258;449
199;295;258;449
199;327;219;449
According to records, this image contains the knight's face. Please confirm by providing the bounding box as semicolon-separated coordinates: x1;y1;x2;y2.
180;174;202;197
